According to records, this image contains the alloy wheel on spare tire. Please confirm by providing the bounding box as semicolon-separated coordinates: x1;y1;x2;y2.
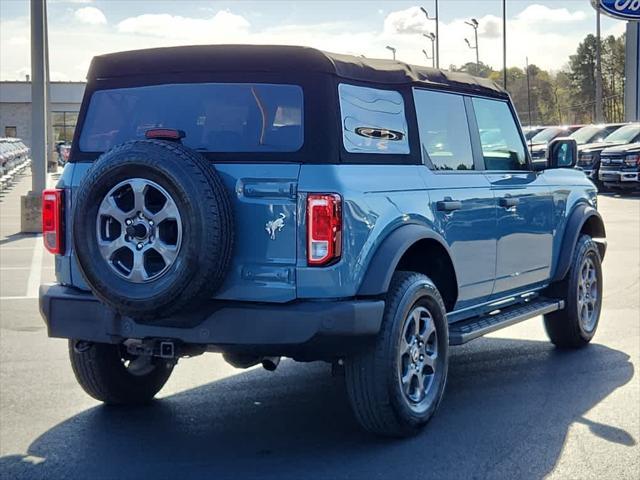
73;140;233;320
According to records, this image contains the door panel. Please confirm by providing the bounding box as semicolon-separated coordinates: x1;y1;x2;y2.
469;95;554;297
425;171;497;309
484;172;554;295
412;88;497;310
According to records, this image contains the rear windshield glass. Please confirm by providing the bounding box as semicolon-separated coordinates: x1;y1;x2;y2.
79;83;303;153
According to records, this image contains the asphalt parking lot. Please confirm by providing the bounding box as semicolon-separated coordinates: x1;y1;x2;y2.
0;170;638;480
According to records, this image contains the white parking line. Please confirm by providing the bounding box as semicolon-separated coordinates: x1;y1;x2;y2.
1;266;54;271
0;295;37;300
26;236;43;298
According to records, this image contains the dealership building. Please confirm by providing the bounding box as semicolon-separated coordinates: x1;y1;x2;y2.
0;80;85;149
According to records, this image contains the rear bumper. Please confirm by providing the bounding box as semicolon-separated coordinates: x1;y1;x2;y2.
39;284;385;358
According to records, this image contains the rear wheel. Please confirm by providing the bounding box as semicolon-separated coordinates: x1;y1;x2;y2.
544;234;603;348
69;341;174;405
345;272;448;437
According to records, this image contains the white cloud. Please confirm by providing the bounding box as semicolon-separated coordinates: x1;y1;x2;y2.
0;4;616;81
605;21;627;38
517;4;587;24
117;10;250;40
480;17;501;39
383;6;432;35
74;6;107;25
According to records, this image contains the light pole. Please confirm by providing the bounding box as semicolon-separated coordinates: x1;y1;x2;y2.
423;33;436;68
386;45;396;61
464;18;479;75
526;56;533;127
420;2;439;68
22;0;49;233
502;0;507;89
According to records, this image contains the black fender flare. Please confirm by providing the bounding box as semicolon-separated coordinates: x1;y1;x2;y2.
357;224;457;296
550;203;606;283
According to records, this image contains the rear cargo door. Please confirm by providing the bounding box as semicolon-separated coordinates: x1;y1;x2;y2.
212;164;300;302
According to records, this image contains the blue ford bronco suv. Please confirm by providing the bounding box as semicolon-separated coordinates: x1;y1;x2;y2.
39;45;606;437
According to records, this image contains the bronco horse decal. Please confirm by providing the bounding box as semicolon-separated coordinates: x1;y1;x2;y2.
265;213;286;240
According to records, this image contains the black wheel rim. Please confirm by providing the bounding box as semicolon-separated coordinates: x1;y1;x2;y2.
397;304;439;410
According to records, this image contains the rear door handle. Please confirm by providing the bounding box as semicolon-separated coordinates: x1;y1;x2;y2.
436;198;462;212
499;196;519;208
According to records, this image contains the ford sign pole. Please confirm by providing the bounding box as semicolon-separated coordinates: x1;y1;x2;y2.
625;22;639;121
591;1;640;121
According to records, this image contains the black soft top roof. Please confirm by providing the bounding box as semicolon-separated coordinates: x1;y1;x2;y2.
88;44;508;98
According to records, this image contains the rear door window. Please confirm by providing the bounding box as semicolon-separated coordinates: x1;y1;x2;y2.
413;89;475;171
472;97;528;171
79;83;303;153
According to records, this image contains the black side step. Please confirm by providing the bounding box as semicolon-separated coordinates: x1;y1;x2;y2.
449;297;564;346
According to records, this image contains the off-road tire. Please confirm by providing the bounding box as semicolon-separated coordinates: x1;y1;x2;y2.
345;271;449;437
69;341;173;405
544;234;603;348
73;140;233;320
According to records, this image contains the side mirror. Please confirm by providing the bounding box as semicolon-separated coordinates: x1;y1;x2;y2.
547;137;578;169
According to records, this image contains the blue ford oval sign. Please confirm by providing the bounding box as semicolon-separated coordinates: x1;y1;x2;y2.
592;0;640;21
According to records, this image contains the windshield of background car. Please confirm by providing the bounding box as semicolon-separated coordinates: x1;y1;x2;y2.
79;83;304;153
570;126;607;144
524;128;543;140
530;127;563;143
603;124;640;143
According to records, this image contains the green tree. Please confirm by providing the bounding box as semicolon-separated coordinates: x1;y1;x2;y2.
450;61;494;78
602;34;626;122
567;34;598;123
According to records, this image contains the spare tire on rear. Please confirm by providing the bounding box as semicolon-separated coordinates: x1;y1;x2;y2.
73;139;233;320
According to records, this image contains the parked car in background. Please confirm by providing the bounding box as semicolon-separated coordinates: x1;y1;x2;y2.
523;125;546;140
529;125;583;161
599;143;640;192
531;123;627;167
571;123;626;146
577;123;640;188
0;138;30;177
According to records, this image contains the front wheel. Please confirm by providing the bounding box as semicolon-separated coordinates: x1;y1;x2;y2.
544;234;603;348
69;340;174;404
345;272;449;437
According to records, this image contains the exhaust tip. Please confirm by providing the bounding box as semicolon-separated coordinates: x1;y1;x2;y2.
261;356;281;371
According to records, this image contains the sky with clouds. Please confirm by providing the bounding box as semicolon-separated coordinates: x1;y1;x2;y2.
0;0;629;81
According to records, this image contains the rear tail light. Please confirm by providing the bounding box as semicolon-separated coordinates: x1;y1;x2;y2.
42;189;64;254
307;194;342;266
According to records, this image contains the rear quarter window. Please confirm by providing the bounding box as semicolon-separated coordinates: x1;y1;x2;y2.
338;83;409;154
79;83;303;153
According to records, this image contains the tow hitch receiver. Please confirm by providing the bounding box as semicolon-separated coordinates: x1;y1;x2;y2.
124;339;202;359
159;341;175;359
